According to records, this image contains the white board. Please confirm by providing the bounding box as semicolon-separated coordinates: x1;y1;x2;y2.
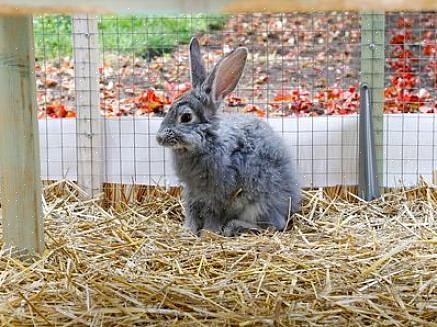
38;114;437;188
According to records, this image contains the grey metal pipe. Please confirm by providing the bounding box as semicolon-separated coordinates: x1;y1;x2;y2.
359;83;380;201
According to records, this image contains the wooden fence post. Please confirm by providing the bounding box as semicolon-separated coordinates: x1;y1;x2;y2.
72;15;104;198
360;12;385;193
0;16;44;256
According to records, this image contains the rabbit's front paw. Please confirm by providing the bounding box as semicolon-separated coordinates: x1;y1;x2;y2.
222;219;261;237
182;219;201;236
181;225;200;237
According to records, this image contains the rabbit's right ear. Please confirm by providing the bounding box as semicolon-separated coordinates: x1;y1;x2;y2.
202;47;247;105
189;37;207;88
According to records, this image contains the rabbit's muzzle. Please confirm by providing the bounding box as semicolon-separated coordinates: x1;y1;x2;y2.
156;128;180;148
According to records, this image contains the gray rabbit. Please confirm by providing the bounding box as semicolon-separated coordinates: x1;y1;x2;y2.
156;38;301;236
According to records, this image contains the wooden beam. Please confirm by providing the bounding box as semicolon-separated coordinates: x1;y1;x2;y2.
0;0;435;15
0;16;44;256
360;12;385;194
225;0;437;12
72;15;104;198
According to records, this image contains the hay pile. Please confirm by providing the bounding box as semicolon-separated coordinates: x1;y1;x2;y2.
0;181;436;326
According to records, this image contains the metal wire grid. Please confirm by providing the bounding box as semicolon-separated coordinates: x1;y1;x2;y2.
97;12;361;189
34;15;76;182
384;12;437;187
33;13;362;191
98;15;230;188
228;13;361;187
33;12;437;192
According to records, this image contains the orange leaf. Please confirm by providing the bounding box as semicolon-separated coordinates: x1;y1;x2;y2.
243;104;266;117
66;111;76;118
273;91;293;102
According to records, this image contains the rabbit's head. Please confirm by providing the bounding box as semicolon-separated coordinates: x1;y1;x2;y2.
156;38;248;150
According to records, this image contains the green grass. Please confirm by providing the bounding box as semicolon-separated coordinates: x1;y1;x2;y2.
33;15;227;60
33;16;72;59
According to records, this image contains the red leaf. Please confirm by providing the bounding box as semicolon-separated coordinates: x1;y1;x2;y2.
397;16;413;28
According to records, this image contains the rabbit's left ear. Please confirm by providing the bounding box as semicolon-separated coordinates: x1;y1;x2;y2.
189;37;207;88
203;47;248;103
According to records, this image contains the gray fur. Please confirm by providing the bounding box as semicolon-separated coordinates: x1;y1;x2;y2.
156;38;301;236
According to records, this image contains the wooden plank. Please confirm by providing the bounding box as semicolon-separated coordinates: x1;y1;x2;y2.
360;12;385;194
225;0;437;12
0;0;435;14
0;16;44;256
72;15;104;198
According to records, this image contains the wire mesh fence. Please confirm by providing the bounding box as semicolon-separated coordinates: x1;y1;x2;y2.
384;12;437;187
33;12;437;199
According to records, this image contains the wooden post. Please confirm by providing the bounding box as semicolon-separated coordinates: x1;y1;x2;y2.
72;15;103;198
360;12;385;193
0;0;435;14
0;16;44;256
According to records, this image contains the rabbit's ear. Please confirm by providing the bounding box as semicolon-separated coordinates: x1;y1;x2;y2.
189;37;207;88
203;47;248;103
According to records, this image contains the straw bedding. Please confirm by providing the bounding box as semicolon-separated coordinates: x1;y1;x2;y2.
0;180;436;326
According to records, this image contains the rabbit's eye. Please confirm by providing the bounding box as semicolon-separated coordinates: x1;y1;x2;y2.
179;112;193;124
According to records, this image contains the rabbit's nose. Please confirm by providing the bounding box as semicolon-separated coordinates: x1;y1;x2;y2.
156;128;174;146
156;132;166;145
